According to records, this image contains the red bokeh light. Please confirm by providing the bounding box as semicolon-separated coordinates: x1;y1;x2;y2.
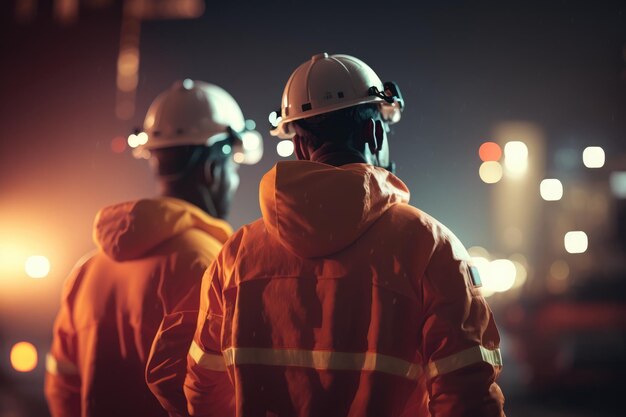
479;142;502;162
111;136;127;153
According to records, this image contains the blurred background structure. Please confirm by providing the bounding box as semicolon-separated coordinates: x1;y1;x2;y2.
1;1;625;416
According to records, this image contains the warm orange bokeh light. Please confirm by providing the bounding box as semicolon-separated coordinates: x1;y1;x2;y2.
10;342;38;372
479;142;502;162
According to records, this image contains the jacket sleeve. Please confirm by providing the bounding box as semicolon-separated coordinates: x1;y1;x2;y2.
420;229;505;417
44;264;83;417
146;251;212;417
184;259;235;417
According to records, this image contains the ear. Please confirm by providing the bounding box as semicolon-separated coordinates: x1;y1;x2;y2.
363;118;377;154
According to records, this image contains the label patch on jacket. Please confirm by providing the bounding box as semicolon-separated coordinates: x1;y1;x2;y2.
468;265;482;287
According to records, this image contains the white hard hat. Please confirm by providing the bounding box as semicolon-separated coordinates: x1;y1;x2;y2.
270;53;404;139
133;79;263;164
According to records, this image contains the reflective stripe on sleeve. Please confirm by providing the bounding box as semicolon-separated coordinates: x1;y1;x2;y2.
46;353;79;376
188;340;227;372
426;345;502;378
222;347;423;380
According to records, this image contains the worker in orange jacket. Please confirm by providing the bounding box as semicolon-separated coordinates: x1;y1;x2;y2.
44;80;263;417
185;53;505;417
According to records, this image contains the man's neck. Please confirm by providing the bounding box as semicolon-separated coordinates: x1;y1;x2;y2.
310;143;368;167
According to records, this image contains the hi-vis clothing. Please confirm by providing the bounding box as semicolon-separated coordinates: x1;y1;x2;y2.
44;198;231;417
185;161;505;417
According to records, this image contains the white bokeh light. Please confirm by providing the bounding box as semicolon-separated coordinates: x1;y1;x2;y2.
504;141;528;177
276;140;294;157
540;179;563;201
510;260;528;289
479;161;503;184
25;255;50;279
269;111;282;128
242;131;261;151
127;134;140;148
182;78;194;90
488;259;517;292
564;231;588;254
582;146;605;168
136;132;148;146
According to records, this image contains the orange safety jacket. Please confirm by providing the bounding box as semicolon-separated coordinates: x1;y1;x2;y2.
185;161;505;417
44;198;231;417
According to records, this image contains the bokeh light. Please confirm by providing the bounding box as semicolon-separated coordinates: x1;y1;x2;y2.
479;161;503;184
269;111;282;128
547;269;569;294
238;131;263;165
478;142;502;162
182;78;194;90
117;47;139;92
468;246;490;259
136;132;148;146
242;131;261;151
550;259;570;280
245;119;257;130
564;231;588;254
510;259;528;289
540;178;564;201
25;255;50;279
110;136;127;153
582;146;605;168
609;172;626;198
277;140;294;157
471;256;521;296
127;133;140;148
554;148;579;170
233;152;245;163
504;141;528;177
10;342;38;372
488;259;517;292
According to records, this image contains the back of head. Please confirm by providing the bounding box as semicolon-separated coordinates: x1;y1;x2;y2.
292;104;383;166
130;79;264;218
293;103;380;149
149;145;209;181
270;53;404;170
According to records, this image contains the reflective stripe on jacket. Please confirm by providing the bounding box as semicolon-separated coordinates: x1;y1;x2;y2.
185;161;505;417
44;197;231;417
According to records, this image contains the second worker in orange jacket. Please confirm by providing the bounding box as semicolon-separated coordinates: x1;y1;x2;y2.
45;80;263;417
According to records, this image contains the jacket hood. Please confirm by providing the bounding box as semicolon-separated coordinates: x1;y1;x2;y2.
93;197;232;261
260;161;410;258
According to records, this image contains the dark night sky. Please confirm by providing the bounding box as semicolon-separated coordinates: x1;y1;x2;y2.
0;0;625;330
